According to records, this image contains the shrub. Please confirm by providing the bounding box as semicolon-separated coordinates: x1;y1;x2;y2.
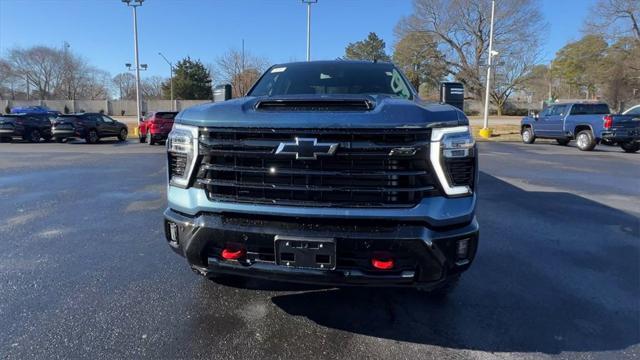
464;109;480;116
4;105;10;114
63;105;70;114
99;109;105;114
121;110;126;116
502;108;530;116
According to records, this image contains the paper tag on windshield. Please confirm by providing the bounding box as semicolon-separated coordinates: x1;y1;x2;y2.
271;67;287;73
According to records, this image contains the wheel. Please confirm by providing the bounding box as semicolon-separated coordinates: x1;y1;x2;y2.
556;138;570;146
118;128;128;142
0;136;11;143
621;141;640;153
85;129;99;144
42;134;52;142
55;137;66;143
576;130;596;151
147;131;155;145
521;127;535;144
27;129;41;143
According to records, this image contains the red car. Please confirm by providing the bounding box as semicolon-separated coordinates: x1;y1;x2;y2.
138;111;178;145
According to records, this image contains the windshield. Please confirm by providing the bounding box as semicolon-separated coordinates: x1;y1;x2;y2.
156;112;177;119
249;62;413;99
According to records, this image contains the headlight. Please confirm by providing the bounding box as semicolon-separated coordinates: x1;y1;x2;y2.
167;123;198;188
430;126;476;196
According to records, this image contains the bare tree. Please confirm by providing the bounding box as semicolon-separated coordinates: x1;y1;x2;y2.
7;46;65;100
398;0;545;114
0;59;19;100
77;68;111;100
141;76;166;99
214;48;269;97
585;0;640;42
112;72;136;100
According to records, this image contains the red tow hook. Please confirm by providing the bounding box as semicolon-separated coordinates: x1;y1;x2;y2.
221;247;246;260
371;251;395;270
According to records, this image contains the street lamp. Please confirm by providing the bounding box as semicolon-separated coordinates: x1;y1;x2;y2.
301;0;318;61
125;63;147;103
122;0;144;127
158;52;174;111
479;0;496;139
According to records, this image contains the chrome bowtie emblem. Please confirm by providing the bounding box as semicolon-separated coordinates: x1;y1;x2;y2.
275;137;339;160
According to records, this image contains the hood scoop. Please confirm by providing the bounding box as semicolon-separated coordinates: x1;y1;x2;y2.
255;98;374;112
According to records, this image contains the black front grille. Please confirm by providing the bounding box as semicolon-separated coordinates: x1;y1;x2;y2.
169;153;188;178
195;128;438;207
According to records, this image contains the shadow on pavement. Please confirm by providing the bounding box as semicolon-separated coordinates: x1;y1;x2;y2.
210;275;328;292
65;138;131;146
270;172;640;354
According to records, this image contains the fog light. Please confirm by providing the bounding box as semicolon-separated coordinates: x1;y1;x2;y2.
371;251;394;270
456;238;470;259
169;222;178;243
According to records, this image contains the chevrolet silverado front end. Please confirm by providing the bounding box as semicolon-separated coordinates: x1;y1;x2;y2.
163;61;479;294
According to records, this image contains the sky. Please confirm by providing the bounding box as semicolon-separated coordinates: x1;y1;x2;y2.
0;0;597;80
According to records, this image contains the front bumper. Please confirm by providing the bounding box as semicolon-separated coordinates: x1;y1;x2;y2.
164;205;479;288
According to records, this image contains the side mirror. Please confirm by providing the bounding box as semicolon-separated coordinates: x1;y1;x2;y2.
439;82;464;111
213;84;232;102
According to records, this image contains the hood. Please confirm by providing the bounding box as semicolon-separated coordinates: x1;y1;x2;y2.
175;94;467;129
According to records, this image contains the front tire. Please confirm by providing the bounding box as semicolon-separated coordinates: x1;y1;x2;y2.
27;129;41;143
556;138;570;146
55;137;66;143
85;129;99;144
576;130;596;151
621;141;640;153
147;131;155;145
521;127;535;144
118;128;128;142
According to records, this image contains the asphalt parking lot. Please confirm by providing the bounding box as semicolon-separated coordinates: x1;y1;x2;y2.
0;139;638;359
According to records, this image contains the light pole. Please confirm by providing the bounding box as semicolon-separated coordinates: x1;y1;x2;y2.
302;0;317;61
158;52;174;111
480;0;496;139
122;0;144;127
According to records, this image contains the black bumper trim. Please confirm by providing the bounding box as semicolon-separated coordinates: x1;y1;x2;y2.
206;258;417;286
602;130;640;142
164;208;479;287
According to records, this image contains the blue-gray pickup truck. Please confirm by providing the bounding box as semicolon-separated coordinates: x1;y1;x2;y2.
162;61;478;296
521;102;640;153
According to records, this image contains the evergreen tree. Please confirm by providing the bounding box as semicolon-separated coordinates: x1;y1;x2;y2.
163;57;212;100
344;32;391;62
